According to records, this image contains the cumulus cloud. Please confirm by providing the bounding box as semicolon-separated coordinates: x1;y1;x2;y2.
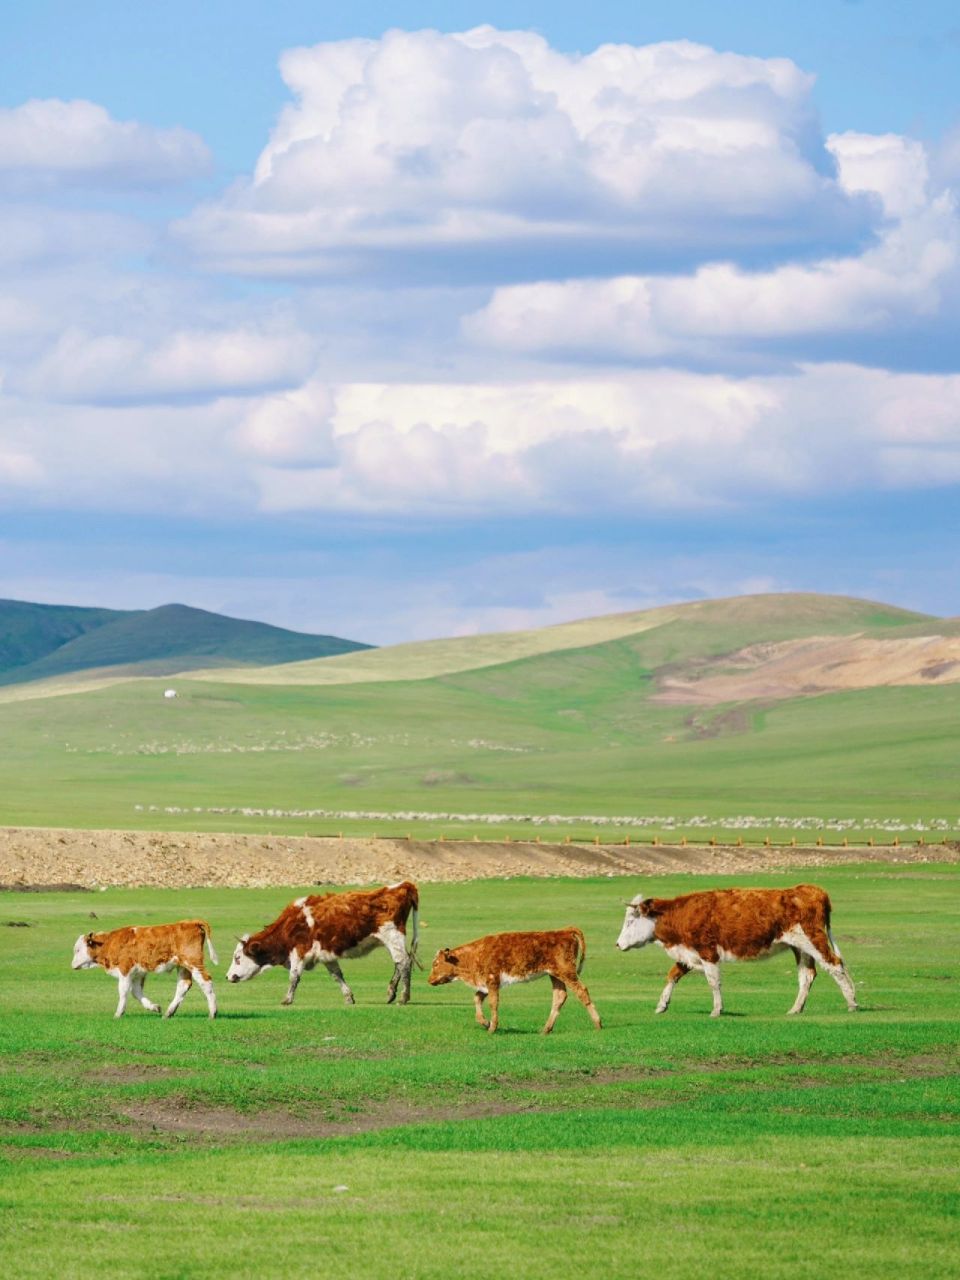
0;99;210;189
175;27;871;280
15;326;316;404
3;365;959;572
241;366;960;515
465;128;960;365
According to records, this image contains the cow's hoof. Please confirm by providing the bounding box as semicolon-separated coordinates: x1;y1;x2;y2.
399;992;410;1006
385;990;397;1005
280;998;292;1007
654;1006;668;1015
344;994;356;1006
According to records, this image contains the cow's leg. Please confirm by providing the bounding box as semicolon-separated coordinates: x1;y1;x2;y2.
281;953;304;1006
164;968;193;1018
473;989;490;1029
379;923;413;1005
703;961;723;1017
787;949;817;1015
190;967;217;1019
324;960;355;1006
131;973;161;1015
486;981;501;1034
793;927;858;1011
656;962;689;1014
543;976;568;1034
564;973;602;1030
114;971;133;1018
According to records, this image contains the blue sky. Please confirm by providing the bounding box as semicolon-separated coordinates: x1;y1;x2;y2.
0;2;958;642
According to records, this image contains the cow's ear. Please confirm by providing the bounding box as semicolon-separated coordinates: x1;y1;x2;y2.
640;900;660;917
444;949;459;964
86;933;99;947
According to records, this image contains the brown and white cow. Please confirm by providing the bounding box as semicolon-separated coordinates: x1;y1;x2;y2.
616;884;858;1017
226;881;419;1006
428;928;602;1034
71;920;218;1019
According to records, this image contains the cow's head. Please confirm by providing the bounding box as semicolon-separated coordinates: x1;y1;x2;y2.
71;932;102;969
428;948;460;985
226;935;271;983
616;896;658;950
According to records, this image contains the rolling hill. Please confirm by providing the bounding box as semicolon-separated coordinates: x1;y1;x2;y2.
0;591;956;839
0;600;371;688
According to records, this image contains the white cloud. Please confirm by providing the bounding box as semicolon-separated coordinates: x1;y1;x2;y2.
466;130;960;361
241;365;960;515
0;99;210;188
176;27;869;279
16;326;316;404
234;379;337;465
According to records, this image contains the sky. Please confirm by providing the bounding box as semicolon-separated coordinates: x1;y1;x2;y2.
1;1;958;644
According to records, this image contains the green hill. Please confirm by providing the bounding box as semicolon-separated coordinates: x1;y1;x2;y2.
0;601;371;687
174;592;934;687
0;599;125;674
0;592;956;840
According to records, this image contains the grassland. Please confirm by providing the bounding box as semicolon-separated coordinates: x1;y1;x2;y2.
0;655;956;841
0;593;956;841
1;868;957;1278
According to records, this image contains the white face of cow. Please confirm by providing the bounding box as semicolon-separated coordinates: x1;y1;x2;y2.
616;898;658;951
71;934;96;969
227;935;267;983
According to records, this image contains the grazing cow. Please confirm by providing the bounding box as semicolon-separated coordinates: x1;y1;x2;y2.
616;884;858;1017
428;928;602;1034
227;881;419;1007
71;920;218;1019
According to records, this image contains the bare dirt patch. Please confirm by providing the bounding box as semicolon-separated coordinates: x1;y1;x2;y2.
654;633;960;705
0;826;956;890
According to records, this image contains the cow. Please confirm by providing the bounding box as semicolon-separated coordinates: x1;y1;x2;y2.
616;884;858;1017
428;928;602;1034
71;920;218;1019
226;881;419;1007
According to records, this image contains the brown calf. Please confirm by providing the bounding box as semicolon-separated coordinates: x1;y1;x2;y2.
428;928;602;1034
616;884;858;1016
227;881;419;1006
71;919;218;1018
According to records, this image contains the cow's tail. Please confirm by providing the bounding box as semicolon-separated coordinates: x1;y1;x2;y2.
406;885;421;969
821;890;843;961
200;921;219;966
570;927;587;974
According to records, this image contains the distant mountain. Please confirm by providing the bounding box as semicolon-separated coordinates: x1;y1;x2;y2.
0;599;125;673
0;600;372;687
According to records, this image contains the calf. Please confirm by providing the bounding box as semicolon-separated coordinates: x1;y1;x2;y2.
616;884;858;1017
227;881;419;1006
428;928;602;1034
71;920;218;1019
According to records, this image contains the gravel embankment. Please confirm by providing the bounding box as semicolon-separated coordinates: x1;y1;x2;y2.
0;826;956;889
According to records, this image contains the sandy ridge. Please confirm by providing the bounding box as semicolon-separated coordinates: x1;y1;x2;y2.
0;826;956;890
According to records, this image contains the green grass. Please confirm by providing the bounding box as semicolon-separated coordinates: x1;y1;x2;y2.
0;660;956;840
1;869;958;1277
0;591;955;840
